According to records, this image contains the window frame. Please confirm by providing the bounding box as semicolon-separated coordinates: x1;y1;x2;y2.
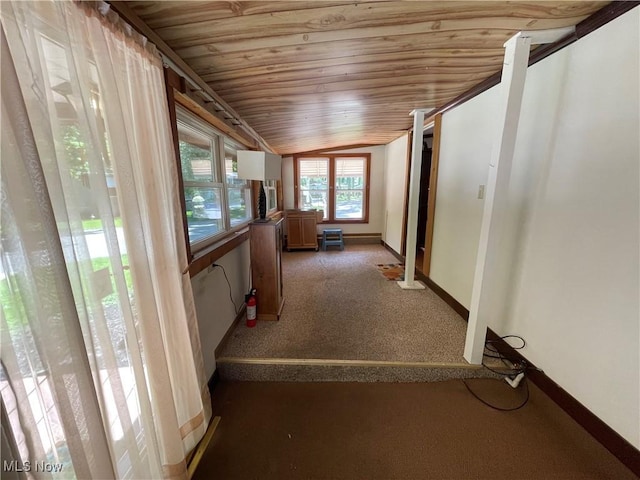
223;137;255;228
264;180;278;214
174;104;254;255
293;153;371;224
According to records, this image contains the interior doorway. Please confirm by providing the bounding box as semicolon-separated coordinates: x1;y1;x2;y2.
400;114;442;276
415;131;433;271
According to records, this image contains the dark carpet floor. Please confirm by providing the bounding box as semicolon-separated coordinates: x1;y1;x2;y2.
193;379;636;480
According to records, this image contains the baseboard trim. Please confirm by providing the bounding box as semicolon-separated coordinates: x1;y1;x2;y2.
486;330;640;477
343;233;381;245
423;276;640;476
380;241;405;263
416;271;469;321
284;233;382;248
214;304;247;359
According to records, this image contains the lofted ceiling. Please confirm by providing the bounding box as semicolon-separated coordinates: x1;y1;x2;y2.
123;1;608;154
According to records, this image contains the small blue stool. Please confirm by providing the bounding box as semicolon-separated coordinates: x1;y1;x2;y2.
322;229;344;251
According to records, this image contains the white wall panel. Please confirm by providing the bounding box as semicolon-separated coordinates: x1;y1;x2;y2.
383;135;409;253
430;8;640;447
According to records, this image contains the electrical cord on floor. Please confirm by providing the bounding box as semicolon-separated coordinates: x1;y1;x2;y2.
212;263;239;315
462;334;530;411
463;376;530;412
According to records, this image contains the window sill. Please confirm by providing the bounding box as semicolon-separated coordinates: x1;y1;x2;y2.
187;212;285;277
318;219;368;224
188;227;250;277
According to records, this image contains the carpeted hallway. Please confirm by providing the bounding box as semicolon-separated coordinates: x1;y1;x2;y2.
193;379;636;480
220;244;471;364
217;243;503;382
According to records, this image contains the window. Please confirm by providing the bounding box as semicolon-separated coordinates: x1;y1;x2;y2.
335;157;367;220
224;139;253;227
264;180;278;213
176;106;252;251
297;157;329;220
294;154;370;223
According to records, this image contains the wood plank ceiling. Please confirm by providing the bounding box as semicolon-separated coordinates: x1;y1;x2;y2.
125;1;608;154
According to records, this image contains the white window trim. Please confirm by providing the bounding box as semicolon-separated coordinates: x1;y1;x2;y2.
264;180;278;213
176;105;253;252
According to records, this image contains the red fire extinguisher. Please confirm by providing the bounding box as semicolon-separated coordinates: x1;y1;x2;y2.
246;289;257;328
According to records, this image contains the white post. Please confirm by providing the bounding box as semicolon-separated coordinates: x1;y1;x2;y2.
464;28;574;364
398;109;428;290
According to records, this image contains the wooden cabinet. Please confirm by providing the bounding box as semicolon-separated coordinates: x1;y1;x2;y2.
285;209;320;251
250;219;284;321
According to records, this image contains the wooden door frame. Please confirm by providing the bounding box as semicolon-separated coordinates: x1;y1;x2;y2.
401;113;442;271
400;132;413;256
422;113;442;276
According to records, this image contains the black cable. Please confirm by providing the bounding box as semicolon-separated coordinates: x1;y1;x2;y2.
487;335;526;350
481;359;526;377
212;263;238;314
483;335;528;374
463;334;530;411
463;377;530;412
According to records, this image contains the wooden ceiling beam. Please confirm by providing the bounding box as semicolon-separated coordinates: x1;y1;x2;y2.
280;143;386;157
279;136;404;155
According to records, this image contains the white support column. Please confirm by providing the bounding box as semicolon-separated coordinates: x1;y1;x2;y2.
398;109;428;290
464;28;574;364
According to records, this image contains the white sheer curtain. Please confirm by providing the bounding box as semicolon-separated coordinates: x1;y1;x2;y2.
1;1;211;478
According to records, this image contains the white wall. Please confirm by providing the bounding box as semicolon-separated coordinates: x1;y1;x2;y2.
282;145;386;235
191;241;251;377
430;8;640;448
383;134;409;253
430;89;498;307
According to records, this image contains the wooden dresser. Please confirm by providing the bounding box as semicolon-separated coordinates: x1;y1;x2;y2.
249;218;284;320
285;209;321;251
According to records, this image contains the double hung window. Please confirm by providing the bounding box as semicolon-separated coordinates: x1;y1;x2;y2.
297;157;329;220
224;140;253;227
264;180;278;213
294;154;370;223
176;106;252;252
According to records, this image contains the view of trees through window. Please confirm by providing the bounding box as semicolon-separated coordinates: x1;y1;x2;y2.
224;141;252;228
177;123;224;244
176;106;252;249
295;155;369;222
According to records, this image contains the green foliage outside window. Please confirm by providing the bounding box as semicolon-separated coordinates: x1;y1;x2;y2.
62;124;89;181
